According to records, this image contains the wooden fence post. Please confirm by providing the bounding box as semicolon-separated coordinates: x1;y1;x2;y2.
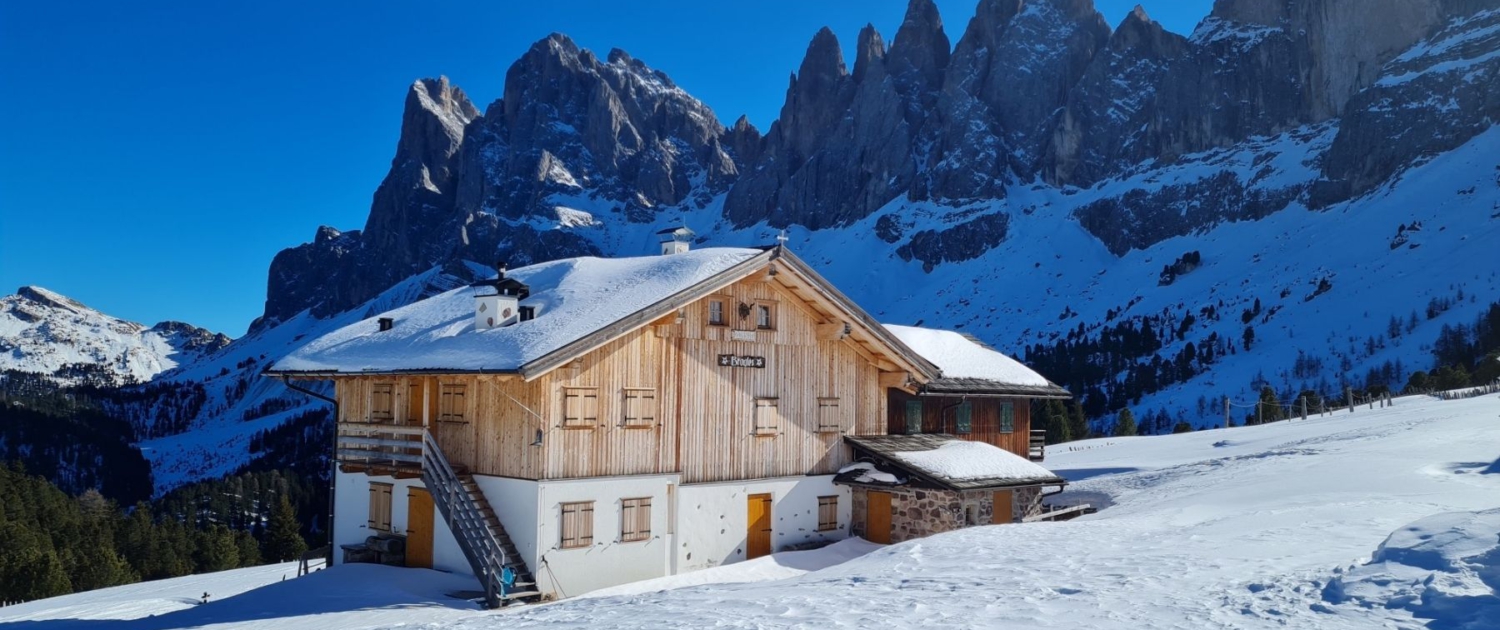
1224;397;1230;429
1301;398;1308;421
1347;387;1354;414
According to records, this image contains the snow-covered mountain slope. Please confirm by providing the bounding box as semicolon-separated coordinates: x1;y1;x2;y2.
11;394;1498;629
0;286;230;385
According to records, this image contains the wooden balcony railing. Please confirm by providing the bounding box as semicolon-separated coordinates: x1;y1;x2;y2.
1028;428;1046;462
336;422;424;475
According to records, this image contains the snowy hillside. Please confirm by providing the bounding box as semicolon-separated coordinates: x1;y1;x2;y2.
0;286;230;385
10;393;1497;629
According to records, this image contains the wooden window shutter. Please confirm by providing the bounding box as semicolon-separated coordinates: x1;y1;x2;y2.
368;483;393;531
621;497;651;542
817;397;841;433
439;384;467;423
754;398;780;435
905;399;924;434
370;383;395;422
564;387;600;428
956;401;973;434
817;496;838;531
561;501;594;548
622;388;657;427
1000;402;1015;434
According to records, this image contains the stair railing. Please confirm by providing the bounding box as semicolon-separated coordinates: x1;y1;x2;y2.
421;428;507;608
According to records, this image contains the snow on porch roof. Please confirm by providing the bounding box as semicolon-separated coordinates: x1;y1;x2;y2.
882;324;1070;398
845;434;1064;490
269;248;764;376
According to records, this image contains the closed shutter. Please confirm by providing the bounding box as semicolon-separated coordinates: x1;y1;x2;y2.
621;497;652;542
754;398;780;435
439;384;467;423
623;388;657;427
561;501;594;548
370;383;395;422
564;388;600;428
817;496;838;531
817;398;841;433
368;483;393;531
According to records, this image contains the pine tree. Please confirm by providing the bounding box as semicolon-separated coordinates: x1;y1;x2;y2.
263;495;307;562
1067;400;1090;441
1115;408;1137;436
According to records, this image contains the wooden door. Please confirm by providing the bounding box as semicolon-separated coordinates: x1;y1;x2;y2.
406;487;434;569
992;490;1014;525
867;491;892;544
747;493;773;559
406;381;424;426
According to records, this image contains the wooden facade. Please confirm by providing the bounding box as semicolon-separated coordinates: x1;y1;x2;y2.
333;270;901;484
885;389;1035;458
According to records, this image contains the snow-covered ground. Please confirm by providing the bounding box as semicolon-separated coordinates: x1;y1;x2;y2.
10;394;1498;629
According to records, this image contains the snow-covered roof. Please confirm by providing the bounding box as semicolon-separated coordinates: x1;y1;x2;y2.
844;434;1064;490
269;248;764;375
883;324;1068;398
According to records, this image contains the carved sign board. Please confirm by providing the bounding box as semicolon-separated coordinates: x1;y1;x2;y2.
730;330;758;342
717;354;767;369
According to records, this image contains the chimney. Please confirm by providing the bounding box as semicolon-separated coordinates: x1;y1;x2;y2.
377;317;394;332
474;261;530;330
657;225;695;255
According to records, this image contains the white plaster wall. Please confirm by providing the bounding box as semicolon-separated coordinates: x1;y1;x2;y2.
332;471;466;575
532;474;678;598
472;475;540;574
674;476;850;574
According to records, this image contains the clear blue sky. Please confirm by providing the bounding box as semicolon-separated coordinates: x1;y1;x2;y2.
0;1;1211;336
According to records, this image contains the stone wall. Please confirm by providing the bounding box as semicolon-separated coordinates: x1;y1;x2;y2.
848;484;1047;544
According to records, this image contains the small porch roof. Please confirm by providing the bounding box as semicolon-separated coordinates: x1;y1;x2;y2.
843;434;1065;491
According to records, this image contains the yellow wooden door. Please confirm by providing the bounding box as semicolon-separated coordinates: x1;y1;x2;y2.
747;493;773;559
867;491;892;544
406;381;424;426
406;488;434;568
992;490;1014;525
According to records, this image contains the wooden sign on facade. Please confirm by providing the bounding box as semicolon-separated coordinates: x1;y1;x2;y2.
717;354;767;369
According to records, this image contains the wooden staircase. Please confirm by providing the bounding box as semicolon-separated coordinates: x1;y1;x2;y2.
421;429;538;608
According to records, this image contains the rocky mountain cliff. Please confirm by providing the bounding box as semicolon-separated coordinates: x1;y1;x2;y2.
260;0;1497;330
0;286;230;386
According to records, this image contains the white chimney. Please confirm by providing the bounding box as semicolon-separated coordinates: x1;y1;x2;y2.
657;225;695;255
475;262;526;330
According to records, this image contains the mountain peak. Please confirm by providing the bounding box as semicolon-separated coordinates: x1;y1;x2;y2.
887;0;951;90
854;23;888;83
16;285;85;313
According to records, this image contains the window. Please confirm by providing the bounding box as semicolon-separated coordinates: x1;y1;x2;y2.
622;388;657;428
955;401;973;434
755;302;776;330
754;398;780;436
563;387;600;428
620;497;652;542
1000;402;1015;434
817;397;841;433
905;399;924;434
368;482;393;531
708;299;726;326
817;496;838;531
370;383;395;423
438;384;467;423
560;501;594;549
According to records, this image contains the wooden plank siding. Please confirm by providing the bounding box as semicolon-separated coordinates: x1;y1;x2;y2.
885;390;1034;458
330;272;899;483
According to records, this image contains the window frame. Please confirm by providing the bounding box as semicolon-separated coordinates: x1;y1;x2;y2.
753;397;780;436
707;299;726;326
621;387;658;429
754;301;776;330
438;383;467;424
1000;401;1015;434
370;382;395;423
562;387;600;429
905;399;924;434
620;497;652;543
816;495;838;532
368;482;393;532
560;501;595;549
816;397;842;433
955;400;973;434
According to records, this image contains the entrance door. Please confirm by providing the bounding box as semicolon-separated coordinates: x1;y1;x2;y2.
406;381;424;426
406;487;434;568
867;491;892;544
992;490;1014;525
747;493;773;559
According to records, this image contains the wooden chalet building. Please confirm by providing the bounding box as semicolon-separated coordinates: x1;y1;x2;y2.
267;239;1069;604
